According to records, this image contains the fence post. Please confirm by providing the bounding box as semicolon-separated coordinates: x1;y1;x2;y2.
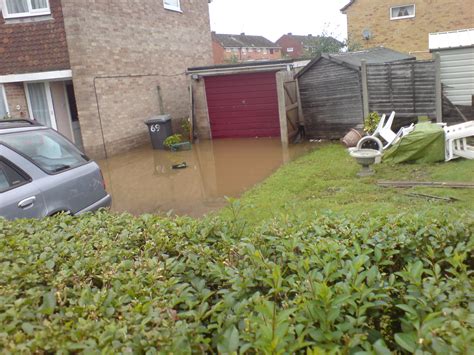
361;60;369;118
434;52;443;123
276;71;289;146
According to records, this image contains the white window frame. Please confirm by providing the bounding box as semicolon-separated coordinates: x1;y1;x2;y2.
163;0;181;12
0;84;9;118
390;4;415;20
2;0;51;19
287;47;294;53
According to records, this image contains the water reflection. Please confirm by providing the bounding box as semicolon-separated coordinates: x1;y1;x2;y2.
98;138;313;217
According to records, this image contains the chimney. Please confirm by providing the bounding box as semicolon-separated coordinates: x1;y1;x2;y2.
288;32;292;35
308;34;313;37
240;32;245;36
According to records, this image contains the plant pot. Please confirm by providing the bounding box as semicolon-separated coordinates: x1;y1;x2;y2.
170;142;192;152
342;129;364;148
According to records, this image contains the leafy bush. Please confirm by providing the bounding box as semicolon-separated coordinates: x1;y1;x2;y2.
0;211;472;353
364;112;381;134
163;134;182;148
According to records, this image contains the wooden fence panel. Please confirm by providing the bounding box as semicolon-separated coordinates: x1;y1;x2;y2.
367;61;437;128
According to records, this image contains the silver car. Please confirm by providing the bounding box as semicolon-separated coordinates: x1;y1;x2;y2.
0;119;111;220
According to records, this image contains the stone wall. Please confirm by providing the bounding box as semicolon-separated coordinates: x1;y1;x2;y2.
61;0;213;158
344;0;473;59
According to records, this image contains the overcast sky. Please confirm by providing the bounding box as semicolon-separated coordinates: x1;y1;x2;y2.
209;0;350;42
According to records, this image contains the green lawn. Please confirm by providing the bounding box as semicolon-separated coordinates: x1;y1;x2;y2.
221;143;474;224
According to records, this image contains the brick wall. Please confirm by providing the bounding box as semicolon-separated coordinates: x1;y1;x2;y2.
191;78;211;139
217;47;282;64
0;0;70;75
3;83;29;119
61;0;213;158
345;0;474;59
212;41;226;64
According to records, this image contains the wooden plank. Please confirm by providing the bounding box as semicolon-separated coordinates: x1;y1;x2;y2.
377;181;474;189
286;102;299;112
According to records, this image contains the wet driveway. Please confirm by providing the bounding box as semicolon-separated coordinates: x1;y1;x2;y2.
98;138;313;217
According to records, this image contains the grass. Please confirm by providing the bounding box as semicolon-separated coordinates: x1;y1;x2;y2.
220;143;474;224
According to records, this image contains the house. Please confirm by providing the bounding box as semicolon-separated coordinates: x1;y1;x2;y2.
276;33;344;59
212;33;282;64
0;0;213;158
341;0;473;59
296;47;421;139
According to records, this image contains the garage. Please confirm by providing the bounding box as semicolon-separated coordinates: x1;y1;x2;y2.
204;71;280;138
188;60;298;141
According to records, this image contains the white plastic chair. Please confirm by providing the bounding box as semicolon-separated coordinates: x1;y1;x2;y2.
444;121;474;161
374;111;415;150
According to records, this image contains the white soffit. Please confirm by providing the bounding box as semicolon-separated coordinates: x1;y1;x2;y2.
0;70;73;84
429;28;474;50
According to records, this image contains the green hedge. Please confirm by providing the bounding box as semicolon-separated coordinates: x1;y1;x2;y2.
0;212;473;353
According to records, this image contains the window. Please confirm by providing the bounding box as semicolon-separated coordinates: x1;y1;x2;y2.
1;129;89;174
270;49;274;54
2;0;51;19
225;48;231;53
287;47;294;53
0;85;8;119
0;159;29;193
390;4;415;20
163;0;181;12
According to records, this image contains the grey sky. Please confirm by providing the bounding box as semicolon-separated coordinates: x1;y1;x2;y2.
209;0;350;42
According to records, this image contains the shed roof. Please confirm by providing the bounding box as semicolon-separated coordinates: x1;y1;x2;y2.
296;47;416;78
212;33;279;49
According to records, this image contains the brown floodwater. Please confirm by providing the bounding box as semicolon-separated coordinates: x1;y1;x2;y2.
98;138;314;217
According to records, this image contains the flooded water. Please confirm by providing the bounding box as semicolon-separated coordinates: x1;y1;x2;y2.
98;138;314;217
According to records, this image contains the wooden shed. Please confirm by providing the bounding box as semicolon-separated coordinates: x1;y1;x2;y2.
296;47;416;139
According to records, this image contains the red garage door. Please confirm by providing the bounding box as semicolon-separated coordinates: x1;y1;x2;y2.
205;72;280;138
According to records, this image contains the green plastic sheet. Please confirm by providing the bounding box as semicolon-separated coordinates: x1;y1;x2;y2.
383;122;445;164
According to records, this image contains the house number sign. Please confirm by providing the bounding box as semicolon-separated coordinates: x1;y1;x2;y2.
150;124;161;133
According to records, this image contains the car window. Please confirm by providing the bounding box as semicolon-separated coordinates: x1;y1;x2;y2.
0;130;89;174
0;159;29;192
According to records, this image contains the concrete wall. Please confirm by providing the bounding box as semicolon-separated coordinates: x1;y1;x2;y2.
61;0;213;158
345;0;473;59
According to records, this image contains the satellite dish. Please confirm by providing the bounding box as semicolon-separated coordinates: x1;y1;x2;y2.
362;29;372;40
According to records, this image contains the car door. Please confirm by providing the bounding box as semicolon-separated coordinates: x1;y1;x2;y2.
0;154;47;220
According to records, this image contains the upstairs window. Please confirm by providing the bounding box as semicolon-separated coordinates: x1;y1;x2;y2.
3;0;51;19
390;5;415;20
0;85;8;119
163;0;181;12
287;47;294;53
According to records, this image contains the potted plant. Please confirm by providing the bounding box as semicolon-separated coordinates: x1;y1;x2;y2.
164;134;192;152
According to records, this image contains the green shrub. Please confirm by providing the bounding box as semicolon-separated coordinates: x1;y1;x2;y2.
364;112;381;134
0;211;472;353
163;134;182;148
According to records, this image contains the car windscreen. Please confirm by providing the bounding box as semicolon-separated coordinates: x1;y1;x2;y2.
0;129;89;174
